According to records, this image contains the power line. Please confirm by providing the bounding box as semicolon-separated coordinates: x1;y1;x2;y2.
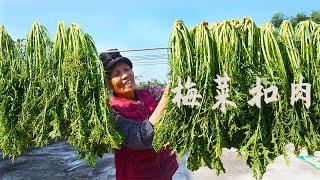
130;59;168;62
134;62;168;65
104;47;170;53
100;47;170;66
134;62;168;66
127;54;168;60
135;64;168;66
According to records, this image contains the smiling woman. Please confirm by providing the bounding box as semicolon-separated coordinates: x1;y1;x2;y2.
109;61;136;99
99;49;178;180
100;50;135;99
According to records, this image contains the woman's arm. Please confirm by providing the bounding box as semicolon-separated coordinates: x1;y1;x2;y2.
113;85;169;150
149;85;169;126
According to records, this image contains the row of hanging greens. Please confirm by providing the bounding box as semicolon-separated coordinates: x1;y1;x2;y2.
153;18;320;179
0;21;122;166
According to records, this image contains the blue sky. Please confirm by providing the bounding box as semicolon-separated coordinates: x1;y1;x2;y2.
1;0;320;82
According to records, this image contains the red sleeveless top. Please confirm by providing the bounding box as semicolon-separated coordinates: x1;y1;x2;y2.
110;88;178;180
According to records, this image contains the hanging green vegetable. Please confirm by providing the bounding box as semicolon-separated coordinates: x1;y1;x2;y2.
0;27;31;159
63;23;122;166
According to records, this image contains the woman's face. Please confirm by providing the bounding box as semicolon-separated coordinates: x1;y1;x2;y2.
109;62;136;99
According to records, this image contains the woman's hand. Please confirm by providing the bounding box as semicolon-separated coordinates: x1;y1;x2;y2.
149;85;169;126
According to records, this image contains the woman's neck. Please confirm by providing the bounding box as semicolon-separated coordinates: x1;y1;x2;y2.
116;91;136;100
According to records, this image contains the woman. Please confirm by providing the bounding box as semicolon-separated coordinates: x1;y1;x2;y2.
99;49;178;180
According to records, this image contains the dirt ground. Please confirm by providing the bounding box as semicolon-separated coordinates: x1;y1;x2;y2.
0;141;319;180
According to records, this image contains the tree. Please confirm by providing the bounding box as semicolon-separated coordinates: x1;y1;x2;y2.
310;10;320;24
271;12;287;28
137;78;166;88
270;11;319;28
291;12;309;27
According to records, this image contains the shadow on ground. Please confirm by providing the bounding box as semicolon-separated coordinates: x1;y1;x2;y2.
0;140;191;180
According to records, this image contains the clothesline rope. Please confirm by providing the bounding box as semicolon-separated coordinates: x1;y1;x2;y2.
104;47;170;53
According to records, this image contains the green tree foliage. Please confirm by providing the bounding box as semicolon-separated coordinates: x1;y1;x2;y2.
311;11;320;24
271;10;320;28
270;12;286;28
137;78;165;88
291;12;309;27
